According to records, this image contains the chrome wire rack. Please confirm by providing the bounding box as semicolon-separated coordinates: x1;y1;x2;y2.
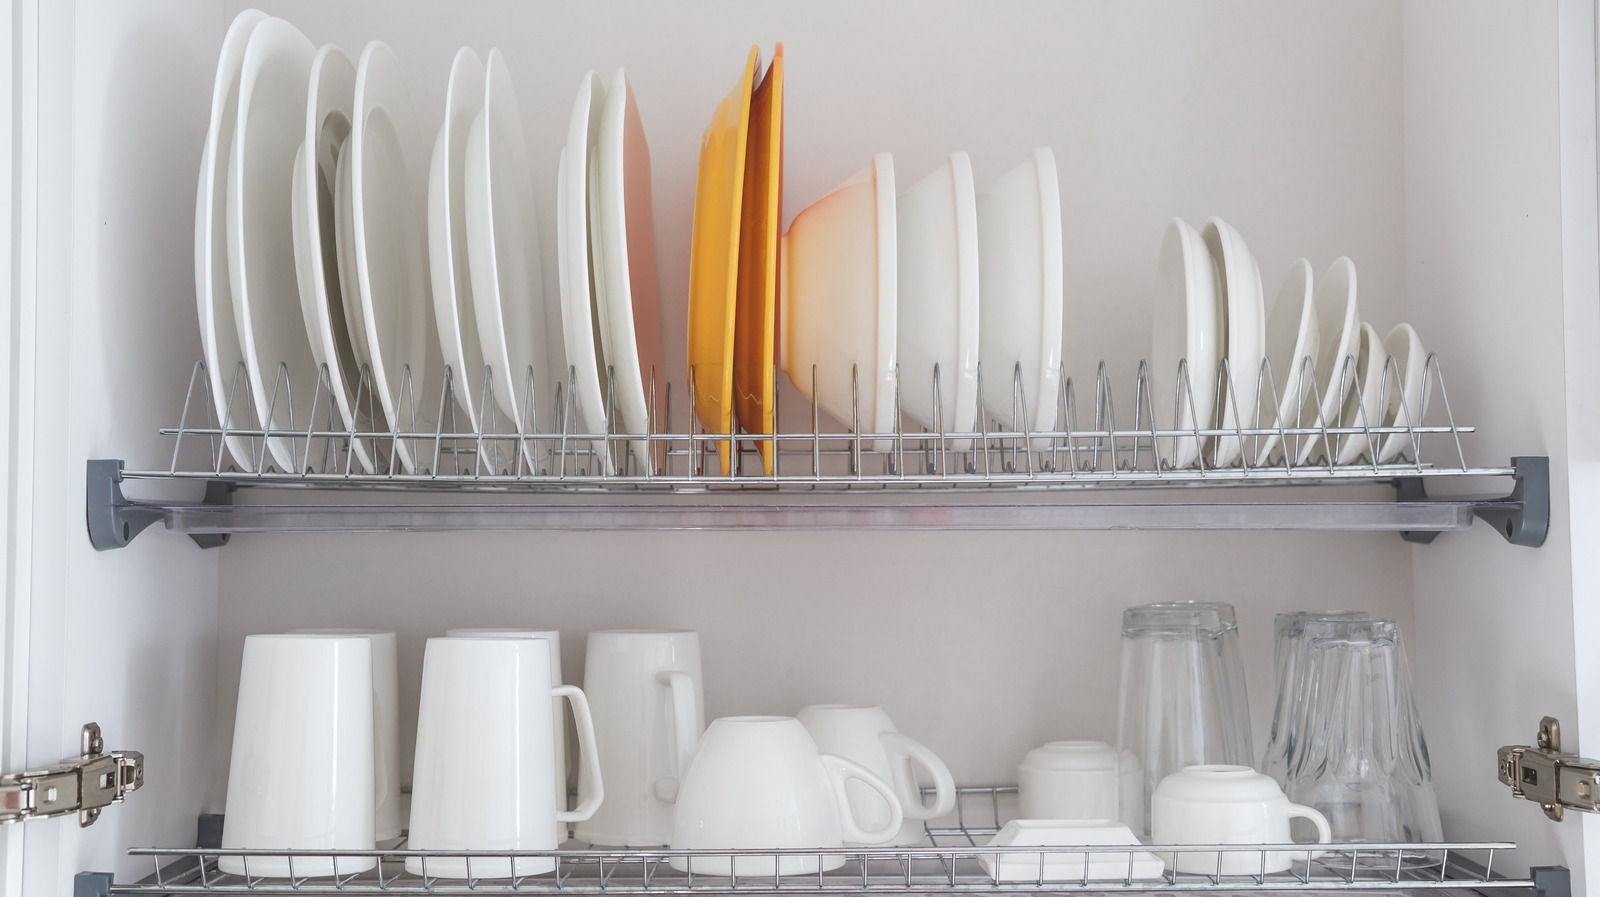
104;788;1541;895
86;353;1550;548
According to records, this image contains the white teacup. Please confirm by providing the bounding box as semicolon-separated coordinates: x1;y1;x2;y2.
221;634;377;877
671;716;904;876
407;637;602;878
1019;741;1119;821
797;704;956;846
1150;765;1331;875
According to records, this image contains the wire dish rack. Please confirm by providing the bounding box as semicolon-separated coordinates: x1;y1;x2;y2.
106;788;1539;895
86;354;1550;547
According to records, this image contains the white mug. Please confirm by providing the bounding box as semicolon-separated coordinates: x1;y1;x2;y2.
407;637;603;878
447;627;568;839
1019;741;1120;821
797;704;956;846
670;716;904;876
1150;765;1331;874
575;630;703;847
221;634;376;877
291;628;401;841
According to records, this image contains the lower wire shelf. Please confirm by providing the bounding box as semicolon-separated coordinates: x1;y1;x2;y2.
106;788;1550;896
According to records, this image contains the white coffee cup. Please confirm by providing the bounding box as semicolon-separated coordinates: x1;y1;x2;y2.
406;637;602;878
1019;741;1120;821
670;716;904;875
447;627;568;839
220;634;377;877
797;704;956;846
291;628;401;841
1150;765;1332;874
575;630;703;847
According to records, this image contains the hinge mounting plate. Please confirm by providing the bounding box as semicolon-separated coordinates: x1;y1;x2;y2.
1499;716;1599;821
0;723;143;826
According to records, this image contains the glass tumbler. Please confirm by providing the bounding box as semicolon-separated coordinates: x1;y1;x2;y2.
1282;618;1442;844
1261;611;1369;787
1114;602;1253;836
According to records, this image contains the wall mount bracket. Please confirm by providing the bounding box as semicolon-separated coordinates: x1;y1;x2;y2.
1396;455;1547;547
87;459;232;551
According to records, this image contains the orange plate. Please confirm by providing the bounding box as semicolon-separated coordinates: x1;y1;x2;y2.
687;47;759;475
734;46;783;476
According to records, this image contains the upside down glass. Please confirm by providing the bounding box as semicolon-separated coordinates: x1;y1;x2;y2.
1261;611;1369;787
1114;602;1253;837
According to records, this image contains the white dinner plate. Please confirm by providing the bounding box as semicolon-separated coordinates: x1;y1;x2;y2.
1150;218;1222;469
196;9;268;472
897;151;980;446
428;48;487;433
1199;217;1264;468
781;152;898;452
593;69;664;473
1252;258;1318;466
1295;256;1361;464
1334;321;1385;465
467;49;554;471
229;16;318;472
1377;323;1429;463
977;148;1062;450
557;72;608;463
332;120;390;468
290;44;374;474
350;40;429;474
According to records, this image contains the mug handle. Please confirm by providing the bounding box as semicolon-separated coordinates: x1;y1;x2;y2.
1286;802;1332;862
553;684;605;823
818;753;904;845
878;731;956;820
651;670;699;802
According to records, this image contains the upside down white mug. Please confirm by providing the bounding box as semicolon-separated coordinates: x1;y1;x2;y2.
1150;765;1331;875
670;716;905;876
797;704;956;846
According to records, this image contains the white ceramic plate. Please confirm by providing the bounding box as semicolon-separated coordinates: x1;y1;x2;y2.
350;40;429;474
977;148;1062;450
1334;322;1385;465
1149;218;1222;469
1252;258;1319;466
1295;256;1360;464
981;820;1165;883
427;48;486;432
1377;323;1429;463
897;151;979;446
1199;218;1264;468
229;16;318;472
467;49;554;469
557;72;609;461
780;152;898;451
593;69;664;472
291;44;373;474
197;10;268;472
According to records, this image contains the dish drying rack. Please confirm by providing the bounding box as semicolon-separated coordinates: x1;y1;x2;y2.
82;787;1562;896
86;352;1549;548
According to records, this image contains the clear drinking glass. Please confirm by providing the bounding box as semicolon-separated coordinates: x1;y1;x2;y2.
1114;601;1253;836
1282;618;1442;844
1261;611;1369;787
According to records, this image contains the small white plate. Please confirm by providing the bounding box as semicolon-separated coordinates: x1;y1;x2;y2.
981;819;1165;883
1199;218;1264;468
1377;323;1429;463
593;69;664;472
229;16;318;472
427;48;487;432
291;44;373;474
1252;259;1319;466
897;151;980;445
1150;218;1222;469
1295;257;1361;465
1334;322;1385;465
467;49;554;469
196;9;268;472
977;148;1063;448
557;71;609;459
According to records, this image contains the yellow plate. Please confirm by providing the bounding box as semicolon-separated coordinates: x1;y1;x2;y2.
687;46;759;475
734;46;783;476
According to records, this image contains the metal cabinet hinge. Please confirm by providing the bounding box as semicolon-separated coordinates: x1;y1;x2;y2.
0;723;143;827
1499;716;1600;821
